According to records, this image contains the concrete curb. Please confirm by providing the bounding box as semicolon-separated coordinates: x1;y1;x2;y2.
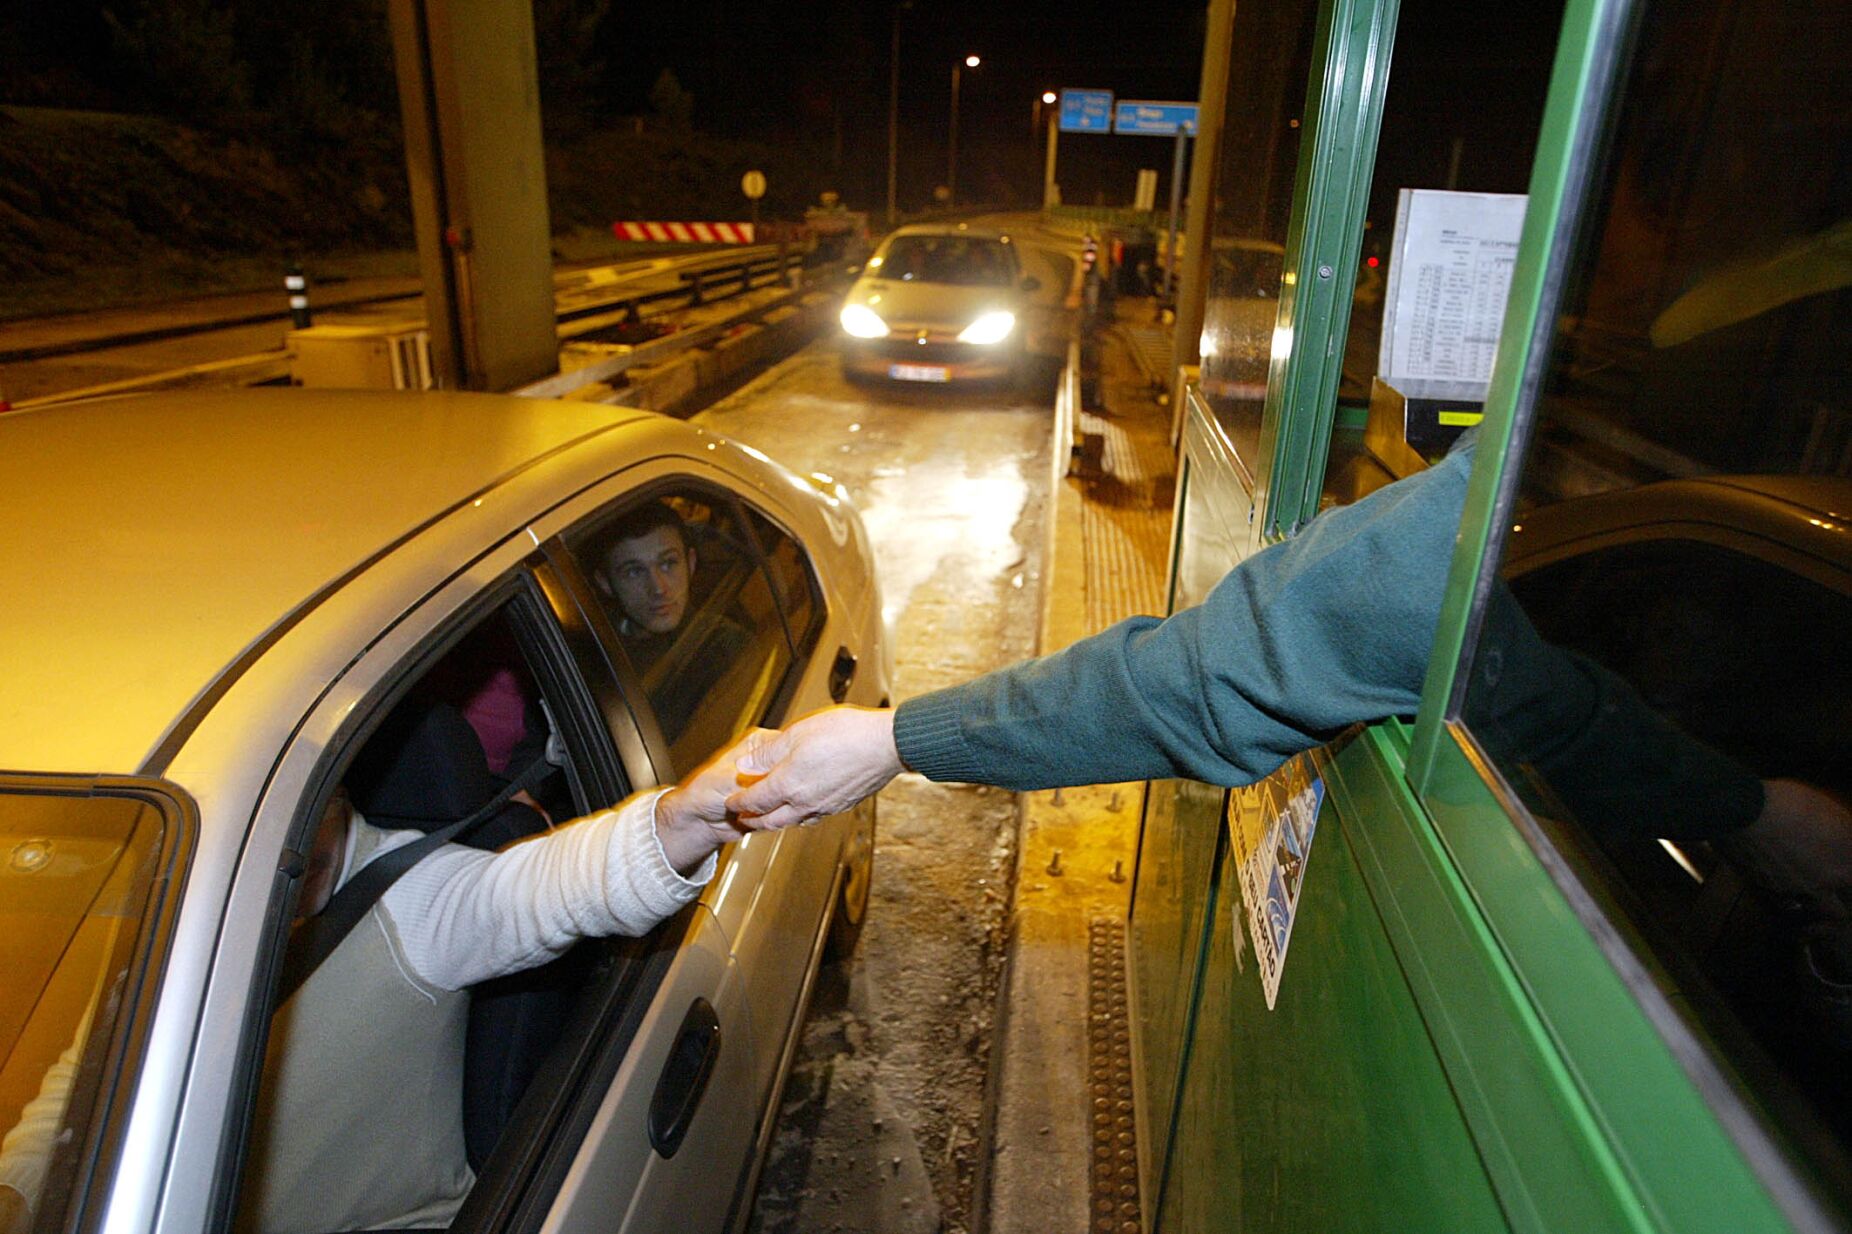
978;325;1166;1234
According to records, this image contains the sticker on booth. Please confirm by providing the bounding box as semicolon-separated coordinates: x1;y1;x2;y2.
1226;755;1325;1009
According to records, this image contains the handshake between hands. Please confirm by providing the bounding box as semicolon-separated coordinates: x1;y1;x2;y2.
652;706;904;872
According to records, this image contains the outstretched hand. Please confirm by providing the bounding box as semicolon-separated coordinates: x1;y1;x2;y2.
724;706;905;830
653;729;780;873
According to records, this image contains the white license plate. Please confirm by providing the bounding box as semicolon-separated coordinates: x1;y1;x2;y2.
889;363;951;383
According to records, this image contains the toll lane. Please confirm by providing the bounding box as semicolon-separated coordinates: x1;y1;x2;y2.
691;336;1053;1234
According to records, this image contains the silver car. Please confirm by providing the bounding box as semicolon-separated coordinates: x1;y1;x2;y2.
839;224;1041;385
0;390;887;1234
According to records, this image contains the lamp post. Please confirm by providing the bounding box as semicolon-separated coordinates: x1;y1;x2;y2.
1041;93;1060;208
886;2;911;225
1031;89;1056;132
947;53;980;206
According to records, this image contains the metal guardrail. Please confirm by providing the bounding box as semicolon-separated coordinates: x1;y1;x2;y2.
1043;205;1164;232
515;259;846;401
555;249;807;334
11;249;829;409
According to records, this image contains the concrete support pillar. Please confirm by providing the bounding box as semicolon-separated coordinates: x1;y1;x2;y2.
388;0;558;391
1170;0;1237;442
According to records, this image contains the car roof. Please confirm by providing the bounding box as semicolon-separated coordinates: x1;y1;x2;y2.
0;389;652;774
1506;472;1852;574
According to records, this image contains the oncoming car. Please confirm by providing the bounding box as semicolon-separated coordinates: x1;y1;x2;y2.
838;224;1041;385
0;390;889;1234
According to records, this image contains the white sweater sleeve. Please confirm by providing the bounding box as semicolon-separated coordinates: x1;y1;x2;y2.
375;789;718;992
0;1015;89;1223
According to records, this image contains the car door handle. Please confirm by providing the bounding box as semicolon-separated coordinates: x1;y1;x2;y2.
829;646;857;703
648;998;722;1158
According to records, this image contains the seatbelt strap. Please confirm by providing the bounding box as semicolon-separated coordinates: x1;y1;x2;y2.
276;757;553;1003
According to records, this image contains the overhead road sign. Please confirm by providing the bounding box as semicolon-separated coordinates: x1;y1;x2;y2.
1114;100;1199;136
1059;89;1113;133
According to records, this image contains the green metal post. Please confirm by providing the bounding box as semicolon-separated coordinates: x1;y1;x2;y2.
1403;0;1636;792
1253;0;1399;541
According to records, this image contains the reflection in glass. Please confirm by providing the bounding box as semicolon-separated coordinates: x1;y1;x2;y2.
1195;0;1318;466
1462;0;1851;1175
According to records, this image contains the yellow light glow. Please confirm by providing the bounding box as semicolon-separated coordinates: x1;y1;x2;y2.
1269;324;1294;363
965;54;981;68
1041;91;1057;104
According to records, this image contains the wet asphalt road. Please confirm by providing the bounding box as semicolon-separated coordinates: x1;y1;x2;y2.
691;333;1055;1234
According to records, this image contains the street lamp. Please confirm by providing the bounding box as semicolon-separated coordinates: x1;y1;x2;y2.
1032;89;1057;132
947;53;981;206
887;2;913;225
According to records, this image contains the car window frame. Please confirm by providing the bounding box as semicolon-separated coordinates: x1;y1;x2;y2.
547;476;823;778
205;566;700;1234
0;775;194;1234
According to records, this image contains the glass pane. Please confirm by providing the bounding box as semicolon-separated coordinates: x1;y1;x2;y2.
1460;0;1852;1181
571;492;793;773
869;234;1016;287
743;508;823;657
1;791;167;1234
1195;0;1320;467
1321;0;1562;511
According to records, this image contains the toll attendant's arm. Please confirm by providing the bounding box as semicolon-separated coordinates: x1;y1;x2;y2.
730;443;1475;828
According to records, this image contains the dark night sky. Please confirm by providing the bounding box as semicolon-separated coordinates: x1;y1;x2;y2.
1;0;1556;213
608;0;1211;206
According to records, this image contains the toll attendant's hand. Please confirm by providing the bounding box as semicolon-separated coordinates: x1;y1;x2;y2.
1723;779;1852;983
1726;779;1852;914
653;730;776;873
725;706;904;830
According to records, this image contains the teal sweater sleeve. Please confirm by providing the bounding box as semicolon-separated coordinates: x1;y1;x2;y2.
892;436;1766;839
893;444;1474;790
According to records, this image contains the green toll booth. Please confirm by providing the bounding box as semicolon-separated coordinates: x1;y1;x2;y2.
1128;0;1851;1229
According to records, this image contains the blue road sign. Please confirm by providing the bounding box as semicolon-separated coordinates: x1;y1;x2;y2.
1114;100;1200;136
1059;89;1114;133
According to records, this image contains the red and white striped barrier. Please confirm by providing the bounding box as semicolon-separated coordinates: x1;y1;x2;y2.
611;221;755;244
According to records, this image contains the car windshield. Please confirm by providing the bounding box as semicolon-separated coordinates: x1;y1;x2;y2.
1;790;171;1232
872;236;1014;287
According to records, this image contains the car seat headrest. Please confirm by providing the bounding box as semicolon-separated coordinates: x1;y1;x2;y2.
346;699;500;829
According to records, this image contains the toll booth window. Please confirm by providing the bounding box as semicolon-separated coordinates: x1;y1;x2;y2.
1458;0;1852;1177
1319;0;1561;511
569;491;795;774
1194;0;1318;470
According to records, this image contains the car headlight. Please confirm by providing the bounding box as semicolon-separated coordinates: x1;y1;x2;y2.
957;310;1016;345
840;303;890;339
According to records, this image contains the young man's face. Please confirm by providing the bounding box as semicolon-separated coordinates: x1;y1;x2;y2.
604;527;694;635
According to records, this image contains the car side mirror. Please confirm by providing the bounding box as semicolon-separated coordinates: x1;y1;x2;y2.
1020;275;1042;293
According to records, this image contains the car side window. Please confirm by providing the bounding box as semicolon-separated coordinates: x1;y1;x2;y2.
742;505;824;660
234;599;632;1234
1456;0;1852;1185
566;488;794;774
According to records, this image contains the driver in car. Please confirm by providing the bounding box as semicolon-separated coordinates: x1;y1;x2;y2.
595;501;750;739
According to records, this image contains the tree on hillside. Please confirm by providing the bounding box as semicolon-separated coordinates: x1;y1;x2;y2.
103;0;250;121
649;68;695;130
